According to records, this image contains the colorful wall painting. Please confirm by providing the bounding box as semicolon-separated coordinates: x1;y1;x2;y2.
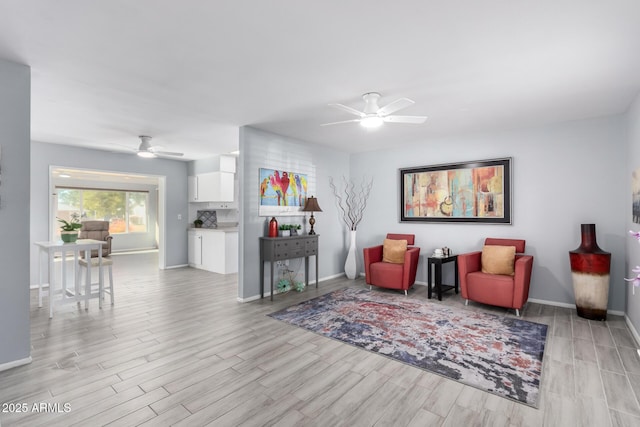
259;168;309;216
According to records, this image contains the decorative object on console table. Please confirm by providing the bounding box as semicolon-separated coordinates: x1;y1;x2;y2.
569;223;611;320
330;176;373;279
279;224;291;237
302;196;322;235
268;217;278;237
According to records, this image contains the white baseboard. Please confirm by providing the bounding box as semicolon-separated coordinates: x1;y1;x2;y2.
164;264;189;270
528;298;577;310
238;292;271;303
322;273;348;281
237;273;352;302
528;298;625;316
0;356;32;372
111;248;158;255
625;315;640;348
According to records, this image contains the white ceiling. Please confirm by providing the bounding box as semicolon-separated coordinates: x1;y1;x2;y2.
1;1;639;160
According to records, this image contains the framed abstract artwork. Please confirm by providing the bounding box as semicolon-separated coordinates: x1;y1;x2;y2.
400;158;512;223
259;168;309;216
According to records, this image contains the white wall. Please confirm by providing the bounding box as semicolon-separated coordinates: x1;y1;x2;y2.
0;59;30;368
626;93;640;333
351;116;627;312
238;126;351;300
30;142;190;285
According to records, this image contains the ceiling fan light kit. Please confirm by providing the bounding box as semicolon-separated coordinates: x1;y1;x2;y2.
322;92;427;129
135;135;184;158
137;150;156;158
360;116;384;128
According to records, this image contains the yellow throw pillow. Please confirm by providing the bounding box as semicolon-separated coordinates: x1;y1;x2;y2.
481;245;516;275
383;239;408;264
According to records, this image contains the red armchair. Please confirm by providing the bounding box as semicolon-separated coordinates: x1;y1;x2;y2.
458;238;533;316
363;233;421;295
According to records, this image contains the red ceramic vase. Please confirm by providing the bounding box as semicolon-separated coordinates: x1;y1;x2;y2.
268;217;278;238
569;224;611;320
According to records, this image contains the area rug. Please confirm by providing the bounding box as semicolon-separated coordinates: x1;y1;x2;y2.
268;288;547;407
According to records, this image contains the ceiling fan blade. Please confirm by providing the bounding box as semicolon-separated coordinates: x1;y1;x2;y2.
153;151;184;157
320;119;362;126
377;98;415;116
383;115;427;124
328;103;365;117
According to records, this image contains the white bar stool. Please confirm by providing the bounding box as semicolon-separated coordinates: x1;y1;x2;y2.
77;257;114;309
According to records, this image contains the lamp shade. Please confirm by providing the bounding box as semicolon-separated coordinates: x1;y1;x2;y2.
302;196;322;212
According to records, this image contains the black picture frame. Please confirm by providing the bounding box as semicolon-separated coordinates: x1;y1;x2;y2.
400;157;512;224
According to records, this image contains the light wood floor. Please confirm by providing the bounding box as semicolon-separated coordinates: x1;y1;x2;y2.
2;252;640;426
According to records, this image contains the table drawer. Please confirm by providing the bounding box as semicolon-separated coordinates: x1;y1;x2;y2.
274;241;304;258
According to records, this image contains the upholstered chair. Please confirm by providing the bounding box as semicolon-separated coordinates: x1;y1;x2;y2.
363;233;421;295
79;221;113;257
458;238;533;316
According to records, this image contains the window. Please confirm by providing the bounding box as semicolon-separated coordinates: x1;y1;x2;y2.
56;187;148;234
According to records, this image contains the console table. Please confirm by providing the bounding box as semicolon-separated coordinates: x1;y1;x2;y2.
260;235;319;300
427;254;459;301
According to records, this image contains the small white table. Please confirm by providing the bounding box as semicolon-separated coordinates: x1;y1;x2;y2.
34;239;104;318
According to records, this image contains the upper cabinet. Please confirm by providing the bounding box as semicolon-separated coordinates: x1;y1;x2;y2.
219;155;236;173
188;172;234;202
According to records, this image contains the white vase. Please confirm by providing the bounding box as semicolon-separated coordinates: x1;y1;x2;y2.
345;230;357;279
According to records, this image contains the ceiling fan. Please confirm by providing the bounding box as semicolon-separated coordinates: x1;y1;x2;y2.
322;92;427;128
135;135;183;158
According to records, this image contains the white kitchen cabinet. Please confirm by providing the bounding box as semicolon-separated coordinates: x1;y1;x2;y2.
188;229;238;274
208;201;237;209
219;155;236;173
188;230;202;266
188;172;234;202
222;231;239;273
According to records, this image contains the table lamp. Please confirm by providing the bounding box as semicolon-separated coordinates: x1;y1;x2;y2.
302;196;322;235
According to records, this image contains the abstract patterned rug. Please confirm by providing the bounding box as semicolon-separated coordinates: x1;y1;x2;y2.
268;288;547;407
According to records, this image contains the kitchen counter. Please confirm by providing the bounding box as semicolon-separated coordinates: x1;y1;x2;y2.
190;227;238;232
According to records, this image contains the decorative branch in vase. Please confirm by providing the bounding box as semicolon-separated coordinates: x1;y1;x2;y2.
329;176;374;231
330;176;373;279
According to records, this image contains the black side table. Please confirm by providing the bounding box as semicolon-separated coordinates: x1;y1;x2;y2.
427;255;459;301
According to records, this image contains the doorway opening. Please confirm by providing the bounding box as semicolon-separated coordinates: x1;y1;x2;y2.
49;166;167;269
